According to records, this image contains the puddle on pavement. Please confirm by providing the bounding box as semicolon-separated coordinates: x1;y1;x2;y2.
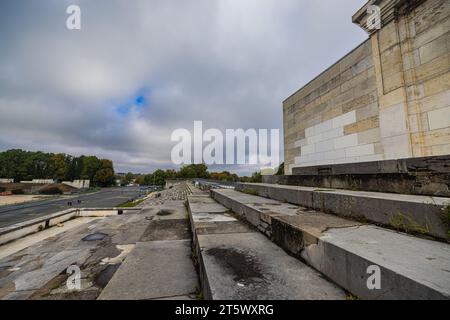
82;232;108;241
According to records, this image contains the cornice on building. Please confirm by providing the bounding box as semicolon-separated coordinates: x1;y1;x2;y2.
352;0;424;34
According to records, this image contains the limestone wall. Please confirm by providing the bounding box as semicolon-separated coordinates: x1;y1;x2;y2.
20;179;55;184
284;0;450;175
62;180;90;189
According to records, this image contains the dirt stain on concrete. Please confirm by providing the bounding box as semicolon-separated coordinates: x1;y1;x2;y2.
206;247;265;285
157;209;174;216
94;264;121;288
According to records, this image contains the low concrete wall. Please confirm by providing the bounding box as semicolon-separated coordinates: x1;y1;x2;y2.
62;180;90;189
263;155;450;196
0;207;141;246
0;209;79;246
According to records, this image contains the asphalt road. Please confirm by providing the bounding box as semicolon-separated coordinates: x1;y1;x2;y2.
0;187;144;228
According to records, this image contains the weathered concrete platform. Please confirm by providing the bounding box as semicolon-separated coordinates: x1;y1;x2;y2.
235;182;450;239
211;188;450;300
188;194;346;300
0;182;199;300
0;212;150;300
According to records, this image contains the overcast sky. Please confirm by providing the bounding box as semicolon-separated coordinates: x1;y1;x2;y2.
0;0;368;175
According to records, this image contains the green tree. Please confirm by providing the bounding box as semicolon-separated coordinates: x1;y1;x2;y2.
0;150;117;186
165;169;177;180
0;149;29;181
152;169;167;186
142;174;154;186
94;159;115;187
134;175;145;186
52;153;69;181
125;172;135;184
276;162;285;175
177;164;210;179
81;156;101;181
250;171;262;183
66;156;84;181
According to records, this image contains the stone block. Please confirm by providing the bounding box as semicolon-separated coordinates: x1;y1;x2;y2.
412;127;450;147
344;116;379;135
419;34;448;65
355;102;379;121
322;149;346;161
294;138;308;148
359;154;384;162
427;106;450;130
379;88;405;109
378;21;399;52
431;143;450;155
382;134;412;159
315;139;335;153
423;72;450;97
314;119;333;134
301;144;315;156
345;144;375;157
334;133;358;149
332;111;356;128
413;8;450;47
305;126;315;138
379;103;408;138
382;72;404;93
322;127;344;140
357;128;381;144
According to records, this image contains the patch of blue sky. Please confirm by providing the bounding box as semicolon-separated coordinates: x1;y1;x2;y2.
115;88;151;116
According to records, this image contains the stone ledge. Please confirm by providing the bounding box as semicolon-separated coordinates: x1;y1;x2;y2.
236;182;449;240
212;188;450;300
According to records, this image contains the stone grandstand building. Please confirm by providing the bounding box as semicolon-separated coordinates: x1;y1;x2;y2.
283;0;450;175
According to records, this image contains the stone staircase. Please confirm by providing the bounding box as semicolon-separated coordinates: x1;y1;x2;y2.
188;183;450;300
234;183;450;239
188;195;346;300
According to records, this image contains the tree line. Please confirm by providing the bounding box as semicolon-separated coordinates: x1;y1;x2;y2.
0;149;115;187
121;164;265;187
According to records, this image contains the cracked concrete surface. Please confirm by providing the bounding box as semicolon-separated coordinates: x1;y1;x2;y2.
0;182;200;300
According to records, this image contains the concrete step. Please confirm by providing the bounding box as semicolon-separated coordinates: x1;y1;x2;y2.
211;188;450;300
98;198;199;300
235;182;450;240
98;240;198;300
187;194;346;300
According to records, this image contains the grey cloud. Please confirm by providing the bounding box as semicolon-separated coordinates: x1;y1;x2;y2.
0;0;367;174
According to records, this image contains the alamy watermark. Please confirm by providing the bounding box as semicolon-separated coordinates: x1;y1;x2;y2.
366;265;381;290
367;5;381;30
66;5;81;30
171;121;280;174
66;265;81;290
